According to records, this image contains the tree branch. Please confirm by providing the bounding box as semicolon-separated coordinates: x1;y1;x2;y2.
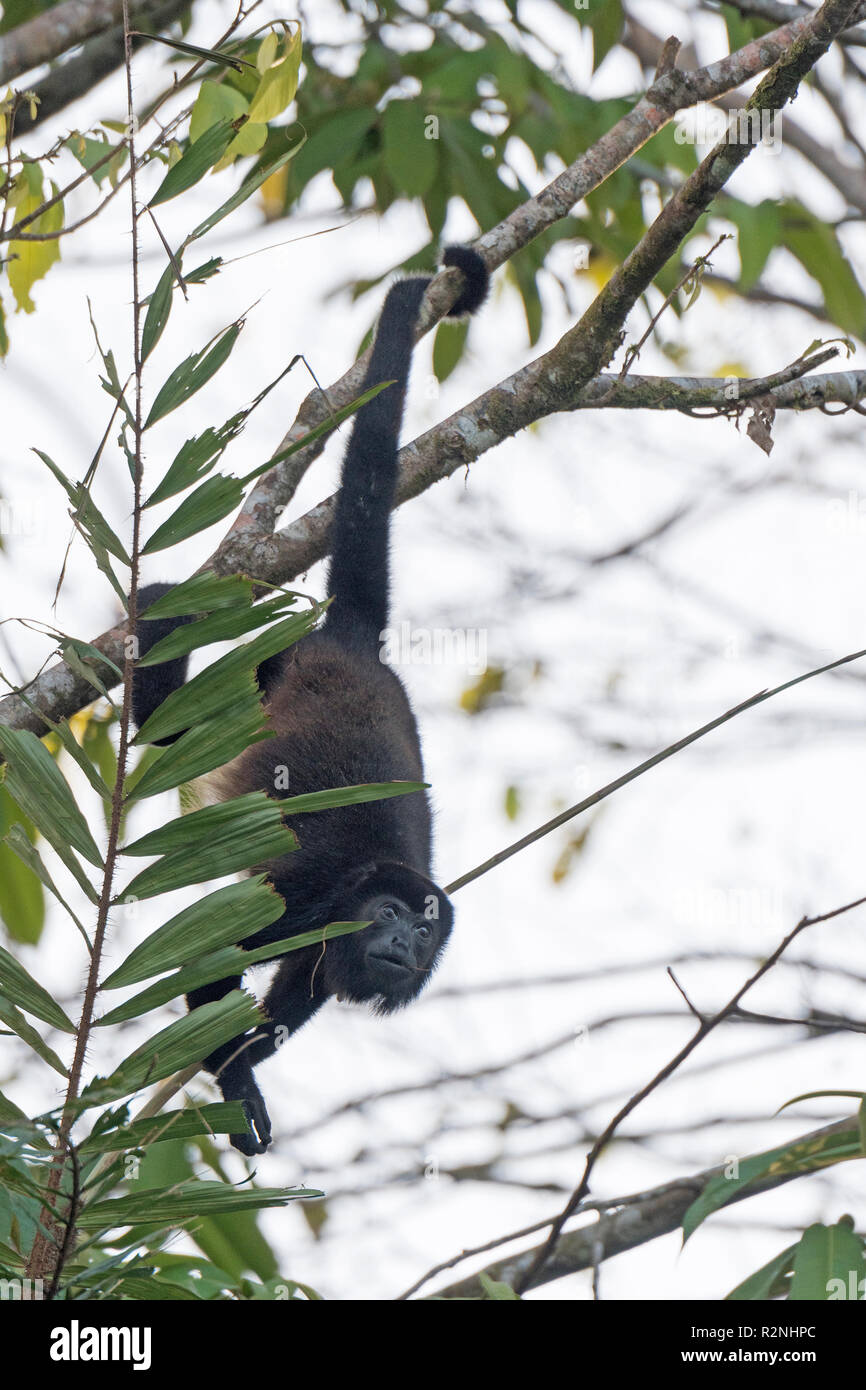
420;1115;857;1298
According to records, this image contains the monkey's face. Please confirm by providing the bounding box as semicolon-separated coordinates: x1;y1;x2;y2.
326;867;453;1012
359;894;440;999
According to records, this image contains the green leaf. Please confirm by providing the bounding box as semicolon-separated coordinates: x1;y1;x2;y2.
134;610;316;743
247;26;302;124
33;450;130;564
479;1273;520;1300
0;786;44;945
780;200;866;336
79;1102;250;1153
103;877;286;987
683;1127;862;1241
583;0;623;71
4;825;90;945
131;33;253;71
121;796;296;896
0;996;67;1075
141;262;175;363
0;727;103;868
97;922;368;1026
149;119;238;207
383;101;438;198
0;943;75;1031
278;782;426;815
140;572;253;618
67;133;123;189
144;322;243;428
76;1179;318;1230
141;474;245;553
138;594;299;665
432;318;469;384
789;1220;865;1301
126;702;270;802
145;417;244;506
185;137;306;245
190;81;248;143
80;991;263;1104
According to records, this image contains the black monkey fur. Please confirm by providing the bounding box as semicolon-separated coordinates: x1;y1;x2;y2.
130;246;489;1154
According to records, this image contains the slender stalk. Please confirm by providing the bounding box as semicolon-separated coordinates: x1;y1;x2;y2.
25;0;146;1290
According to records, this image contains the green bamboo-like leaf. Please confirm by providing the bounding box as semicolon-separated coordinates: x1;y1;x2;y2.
97;921;368;1025
149;118;238;207
79;1102;249;1153
76;1179;317;1229
0;997;68;1075
0;943;75;1032
683;1127;862;1242
59;640;121;707
105;1276;204;1300
144;322;243;428
260;380;390;474
278;782;427;815
135;610;315;743
0;727;103;868
80;991;263;1105
132;32;254;70
139;594;299;665
123;789;295;860
33;450;131;564
142;474;245;553
126;697;270;802
186;137;306;245
0;788;44;945
103;877;285;987
789;1220;865;1301
145;418;244;506
140;572;253;617
141;262;175;362
41;704;112;800
4;826;91;945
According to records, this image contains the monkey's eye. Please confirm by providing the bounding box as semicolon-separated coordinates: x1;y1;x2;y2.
379;902;400;922
415;922;432;941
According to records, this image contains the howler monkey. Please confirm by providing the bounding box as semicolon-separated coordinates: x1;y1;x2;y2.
131;246;489;1154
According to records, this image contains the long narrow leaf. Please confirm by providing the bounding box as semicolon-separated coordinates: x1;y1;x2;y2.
138;594;299;665
186;138;305;244
77;1180;317;1229
0;728;103;868
149;118;238;207
135;610;315;743
0;997;68;1075
97;921;369;1025
80;991;263;1105
0;944;75;1031
144;323;242;428
145;418;244;506
140;572;253;617
141;474;245;553
79;1102;250;1153
125;698;270;802
102;877;285;988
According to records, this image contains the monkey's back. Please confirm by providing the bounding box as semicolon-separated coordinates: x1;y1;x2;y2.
221;632;433;893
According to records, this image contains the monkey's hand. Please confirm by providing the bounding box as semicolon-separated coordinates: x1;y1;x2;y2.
232;1092;272;1156
217;1062;273;1155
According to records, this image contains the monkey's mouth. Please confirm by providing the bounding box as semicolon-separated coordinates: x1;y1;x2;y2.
369;953;413;976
